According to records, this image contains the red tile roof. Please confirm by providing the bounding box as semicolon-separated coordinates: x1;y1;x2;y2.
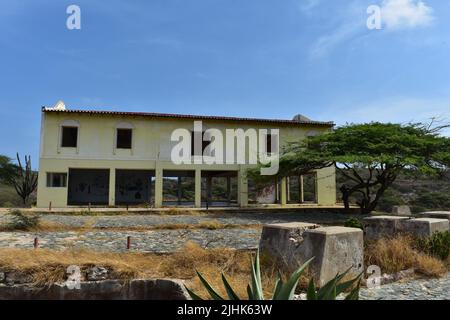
42;107;334;127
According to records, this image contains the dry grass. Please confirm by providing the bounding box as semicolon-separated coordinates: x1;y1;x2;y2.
365;235;447;277
157;208;204;216
0;219;260;233
33;209;205;216
0;243;307;298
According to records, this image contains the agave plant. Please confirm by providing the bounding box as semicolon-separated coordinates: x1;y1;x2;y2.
186;250;361;300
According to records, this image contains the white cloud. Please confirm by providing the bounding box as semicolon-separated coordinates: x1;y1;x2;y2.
381;0;434;30
309;21;362;58
308;0;435;59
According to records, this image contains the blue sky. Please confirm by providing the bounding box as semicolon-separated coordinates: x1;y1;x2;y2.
1;0;450;163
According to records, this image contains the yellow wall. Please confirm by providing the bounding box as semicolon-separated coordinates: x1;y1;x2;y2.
37;111;336;208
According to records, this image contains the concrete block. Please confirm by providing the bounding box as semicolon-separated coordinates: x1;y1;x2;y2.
259;222;320;266
363;216;410;240
398;218;449;238
391;205;411;216
304;227;364;286
419;211;450;220
259;224;363;286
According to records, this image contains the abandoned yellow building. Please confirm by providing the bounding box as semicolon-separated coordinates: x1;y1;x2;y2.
36;105;336;208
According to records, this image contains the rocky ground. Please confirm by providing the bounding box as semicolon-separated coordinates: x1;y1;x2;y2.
359;274;450;300
0;211;359;253
0;229;261;252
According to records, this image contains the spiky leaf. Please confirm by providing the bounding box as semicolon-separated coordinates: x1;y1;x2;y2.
195;270;225;300
306;278;317;300
273;257;313;300
221;273;240;300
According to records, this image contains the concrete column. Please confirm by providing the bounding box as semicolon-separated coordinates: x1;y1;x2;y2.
108;168;116;206
238;169;248;207
226;177;231;204
280;177;287;206
299;175;304;203
154;168;163;208
286;177;291;202
148;176;153;204
195;169;202;208
316;167;336;205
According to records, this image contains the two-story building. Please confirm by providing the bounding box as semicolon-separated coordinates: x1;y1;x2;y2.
36;104;336;208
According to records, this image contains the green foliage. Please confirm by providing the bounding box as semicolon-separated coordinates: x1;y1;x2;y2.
251;122;450;214
6;210;40;231
306;269;361;300
417;231;450;260
344;218;363;230
186;250;361;300
0;183;24;207
0;155;18;185
412;190;450;211
375;189;405;212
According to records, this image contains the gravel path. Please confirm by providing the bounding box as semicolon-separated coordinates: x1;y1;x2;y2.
0;211;362;229
0;211;364;254
0;229;261;253
360;274;450;300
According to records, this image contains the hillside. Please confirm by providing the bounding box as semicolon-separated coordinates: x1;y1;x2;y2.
336;170;450;213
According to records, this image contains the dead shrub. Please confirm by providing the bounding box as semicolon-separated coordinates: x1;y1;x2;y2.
365;235;446;277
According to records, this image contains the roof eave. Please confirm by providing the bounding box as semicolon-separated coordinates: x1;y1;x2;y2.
41;107;335;127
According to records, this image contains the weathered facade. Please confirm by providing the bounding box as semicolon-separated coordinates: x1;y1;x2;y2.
37;106;336;208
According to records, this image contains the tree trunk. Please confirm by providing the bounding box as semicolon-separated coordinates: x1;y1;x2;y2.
340;185;351;210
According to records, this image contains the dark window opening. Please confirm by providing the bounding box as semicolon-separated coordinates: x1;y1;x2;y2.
191;132;211;156
67;169;110;205
47;173;67;187
117;129;132;149
61;127;78;148
266;134;272;154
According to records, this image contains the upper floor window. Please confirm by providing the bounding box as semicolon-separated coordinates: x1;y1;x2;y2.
116;128;132;149
265;132;279;154
61;126;78;148
47;172;67;187
266;134;272;154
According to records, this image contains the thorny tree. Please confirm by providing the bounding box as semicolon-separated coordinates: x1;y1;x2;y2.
249;121;450;214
